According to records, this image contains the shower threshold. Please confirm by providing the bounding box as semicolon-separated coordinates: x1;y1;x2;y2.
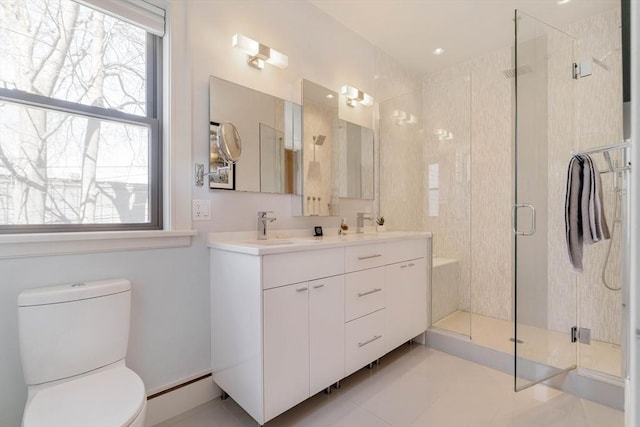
428;310;624;410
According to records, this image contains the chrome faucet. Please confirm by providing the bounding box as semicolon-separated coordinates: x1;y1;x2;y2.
356;212;373;233
257;211;277;240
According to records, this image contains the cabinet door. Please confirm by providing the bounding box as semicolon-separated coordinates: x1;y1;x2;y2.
263;283;310;421
309;275;345;395
386;258;427;352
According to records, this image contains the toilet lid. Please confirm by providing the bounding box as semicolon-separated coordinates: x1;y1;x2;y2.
24;366;146;427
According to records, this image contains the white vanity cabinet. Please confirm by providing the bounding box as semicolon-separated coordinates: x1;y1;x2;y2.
210;232;431;426
263;281;310;421
210;247;344;425
262;274;346;420
386;239;429;352
343;243;389;376
308;275;345;395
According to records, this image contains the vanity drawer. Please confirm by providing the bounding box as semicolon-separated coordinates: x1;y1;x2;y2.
345;243;386;272
345;309;386;376
345;267;386;322
386;238;427;264
263;248;344;290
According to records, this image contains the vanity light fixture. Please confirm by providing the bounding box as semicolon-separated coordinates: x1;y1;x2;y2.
341;85;374;107
433;47;445;56
232;33;288;69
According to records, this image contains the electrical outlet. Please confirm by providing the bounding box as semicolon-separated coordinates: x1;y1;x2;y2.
192;199;211;221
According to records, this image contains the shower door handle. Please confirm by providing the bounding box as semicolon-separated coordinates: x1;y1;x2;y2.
512;203;536;236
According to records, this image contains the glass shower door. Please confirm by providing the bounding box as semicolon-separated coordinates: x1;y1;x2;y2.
513;10;578;390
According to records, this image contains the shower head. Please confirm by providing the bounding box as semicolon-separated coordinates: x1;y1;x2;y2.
592;47;621;72
502;64;533;79
313;135;326;146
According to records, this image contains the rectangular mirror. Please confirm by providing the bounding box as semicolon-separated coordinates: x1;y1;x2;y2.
209;76;301;193
301;80;376;216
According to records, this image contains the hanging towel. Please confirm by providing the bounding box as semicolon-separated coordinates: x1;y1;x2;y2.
582;155;610;244
565;154;610;272
565;156;584;271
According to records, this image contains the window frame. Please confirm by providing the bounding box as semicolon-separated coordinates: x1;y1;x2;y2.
0;26;163;234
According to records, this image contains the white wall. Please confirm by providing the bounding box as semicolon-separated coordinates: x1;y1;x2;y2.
0;2;389;425
189;0;376;232
0;239;211;426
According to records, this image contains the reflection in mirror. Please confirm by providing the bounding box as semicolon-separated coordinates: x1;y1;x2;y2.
260;123;297;194
302;80;339;216
216;121;242;163
209;122;236;190
337;120;374;200
209;76;301;193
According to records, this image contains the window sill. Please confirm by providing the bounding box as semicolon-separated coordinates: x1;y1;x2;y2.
0;229;197;259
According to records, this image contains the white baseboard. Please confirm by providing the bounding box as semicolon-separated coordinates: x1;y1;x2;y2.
146;374;220;426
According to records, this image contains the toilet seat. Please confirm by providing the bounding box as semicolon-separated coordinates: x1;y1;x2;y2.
23;366;146;427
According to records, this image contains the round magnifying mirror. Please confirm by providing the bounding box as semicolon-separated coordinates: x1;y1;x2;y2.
217;122;242;163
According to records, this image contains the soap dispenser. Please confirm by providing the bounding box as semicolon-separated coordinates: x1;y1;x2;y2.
340;218;349;235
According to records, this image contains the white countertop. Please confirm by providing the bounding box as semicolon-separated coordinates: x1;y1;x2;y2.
208;230;432;255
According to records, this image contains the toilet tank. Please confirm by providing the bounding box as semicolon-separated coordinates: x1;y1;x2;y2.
18;279;132;386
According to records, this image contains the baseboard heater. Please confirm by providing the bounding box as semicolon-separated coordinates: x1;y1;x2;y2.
147;373;212;400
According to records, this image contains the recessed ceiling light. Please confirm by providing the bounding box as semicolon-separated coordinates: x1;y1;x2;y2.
433;48;444;56
557;0;571;4
326;94;334;99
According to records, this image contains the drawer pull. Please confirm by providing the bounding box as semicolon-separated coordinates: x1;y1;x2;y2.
312;284;325;289
358;288;382;297
358;335;382;347
296;287;308;292
400;264;407;269
408;263;415;267
357;254;382;260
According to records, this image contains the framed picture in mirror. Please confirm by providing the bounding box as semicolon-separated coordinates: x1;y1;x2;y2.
209;161;235;190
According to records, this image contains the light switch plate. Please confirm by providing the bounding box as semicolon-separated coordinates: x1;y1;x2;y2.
192;199;211;221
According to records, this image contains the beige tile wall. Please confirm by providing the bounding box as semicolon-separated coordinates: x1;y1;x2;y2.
564;8;624;344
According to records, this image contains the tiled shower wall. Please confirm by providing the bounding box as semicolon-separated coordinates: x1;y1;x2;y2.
421;47;514;322
376;48;423;231
422;71;472;315
543;8;623;345
380;8;623;345
563;8;624;345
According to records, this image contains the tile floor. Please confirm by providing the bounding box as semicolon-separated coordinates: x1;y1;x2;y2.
433;310;622;378
154;345;624;427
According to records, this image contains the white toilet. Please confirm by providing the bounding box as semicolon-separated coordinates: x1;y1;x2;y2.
18;278;147;427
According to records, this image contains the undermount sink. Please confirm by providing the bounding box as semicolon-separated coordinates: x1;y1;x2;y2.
246;239;294;246
244;237;326;246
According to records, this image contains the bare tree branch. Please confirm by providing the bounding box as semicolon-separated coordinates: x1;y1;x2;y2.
0;143;46;192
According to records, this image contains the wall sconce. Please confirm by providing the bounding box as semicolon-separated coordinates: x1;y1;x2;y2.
435;128;454;140
340;85;373;107
393;110;418;126
232;33;288;69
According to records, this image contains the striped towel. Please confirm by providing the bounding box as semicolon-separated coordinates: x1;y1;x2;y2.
565;154;610;272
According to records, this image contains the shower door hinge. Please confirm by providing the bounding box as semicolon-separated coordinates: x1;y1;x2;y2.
573;61;593;79
571;326;592;344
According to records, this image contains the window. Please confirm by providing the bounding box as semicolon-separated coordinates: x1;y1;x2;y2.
0;0;163;233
